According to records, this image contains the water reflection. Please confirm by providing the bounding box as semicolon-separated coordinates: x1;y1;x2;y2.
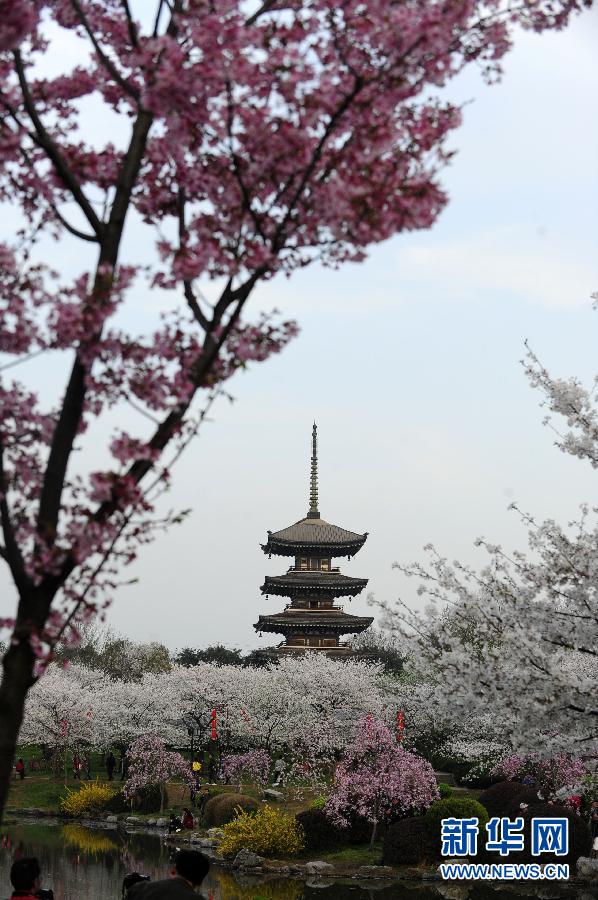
0;821;589;900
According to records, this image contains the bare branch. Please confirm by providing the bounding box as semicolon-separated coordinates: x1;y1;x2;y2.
13;51;105;239
69;0;140;102
120;0;139;48
0;439;30;594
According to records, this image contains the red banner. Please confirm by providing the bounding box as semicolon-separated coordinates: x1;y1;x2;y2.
396;710;405;742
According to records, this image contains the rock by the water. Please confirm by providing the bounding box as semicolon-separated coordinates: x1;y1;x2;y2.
357;866;394;878
207;827;224;837
305;861;335;876
435;884;470;900
233;849;265;869
155;817;169;827
105;815;119;823
125;816;140;823
577;857;598;880
438;858;470;868
263;789;284;802
147;818;156;826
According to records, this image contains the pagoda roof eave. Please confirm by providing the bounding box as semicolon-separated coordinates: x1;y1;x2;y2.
254;614;374;636
262;517;367;558
261;573;368;599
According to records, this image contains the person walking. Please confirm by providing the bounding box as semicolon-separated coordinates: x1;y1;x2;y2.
106;751;116;781
127;850;209;898
590;800;598;859
73;751;82;780
83;752;92;780
14;759;25;781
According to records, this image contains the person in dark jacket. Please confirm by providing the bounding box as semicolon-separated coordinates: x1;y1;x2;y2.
106;751;116;781
9;857;53;900
128;850;209;898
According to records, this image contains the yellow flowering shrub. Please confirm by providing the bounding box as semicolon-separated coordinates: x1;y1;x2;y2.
219;806;305;858
60;781;118;816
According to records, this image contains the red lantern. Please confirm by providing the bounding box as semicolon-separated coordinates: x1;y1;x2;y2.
211;708;217;741
396;710;405;742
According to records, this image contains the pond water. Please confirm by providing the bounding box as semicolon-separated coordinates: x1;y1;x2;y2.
0;820;589;900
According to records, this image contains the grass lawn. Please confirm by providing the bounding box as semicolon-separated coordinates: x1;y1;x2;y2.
315;844;384;868
6;775;118;812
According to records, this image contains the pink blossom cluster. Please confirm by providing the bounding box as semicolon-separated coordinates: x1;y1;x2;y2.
124;734;193;800
492;753;588;797
325;715;439;835
220;749;271;787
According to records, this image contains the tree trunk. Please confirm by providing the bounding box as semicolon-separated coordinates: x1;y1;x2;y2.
160;783;165;813
0;638;35;824
369;818;378;850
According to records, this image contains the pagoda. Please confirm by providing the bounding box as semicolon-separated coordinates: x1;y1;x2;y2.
254;425;373;656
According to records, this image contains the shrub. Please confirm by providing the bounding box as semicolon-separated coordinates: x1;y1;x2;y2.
518;802;591;865
438;783;454;799
309;795;327;811
134;783;163;813
203;792;258;827
424;798;489;856
104;790;130;814
61;782;118;817
296;807;374;850
477;781;541;819
219;806;304;858
382;816;433;866
296;809;344;851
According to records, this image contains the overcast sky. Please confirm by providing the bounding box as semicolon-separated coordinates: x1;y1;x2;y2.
2;8;598;653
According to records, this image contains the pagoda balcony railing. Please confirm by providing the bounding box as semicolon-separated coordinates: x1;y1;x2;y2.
277;641;353;650
283;603;344;611
287;566;341;573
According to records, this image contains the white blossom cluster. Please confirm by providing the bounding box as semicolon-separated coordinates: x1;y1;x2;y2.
20;655;389;754
378;342;598;759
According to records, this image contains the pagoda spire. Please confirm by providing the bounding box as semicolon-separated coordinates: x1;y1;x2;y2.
307;422;320;519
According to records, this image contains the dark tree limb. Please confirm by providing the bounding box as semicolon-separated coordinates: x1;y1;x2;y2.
13;51;105;239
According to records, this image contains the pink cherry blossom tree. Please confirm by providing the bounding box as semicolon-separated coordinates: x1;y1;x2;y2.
492;752;588;798
0;0;588;823
124;733;193;813
220;748;270;790
325;714;439;848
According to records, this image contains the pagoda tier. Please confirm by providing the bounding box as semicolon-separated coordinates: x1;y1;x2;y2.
262;517;367;559
253;424;373;657
261;570;368;600
255;610;373;635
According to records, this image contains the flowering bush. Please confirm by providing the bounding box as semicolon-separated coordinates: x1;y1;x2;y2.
124;734;193;812
492;753;588;797
219;806;304;858
60;782;118;816
325;715;439;847
554;774;598;814
220;749;270;787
